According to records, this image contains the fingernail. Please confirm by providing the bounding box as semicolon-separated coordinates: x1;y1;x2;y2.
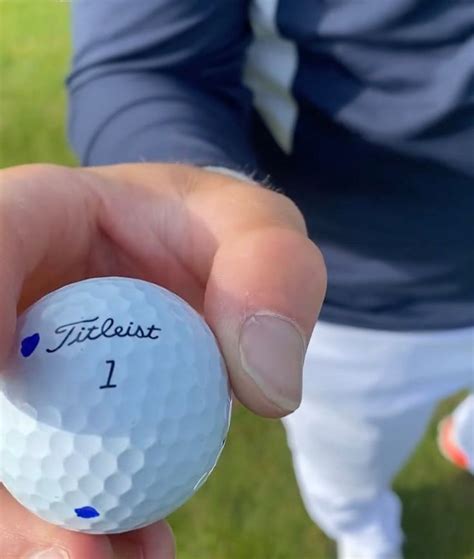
26;548;69;559
239;313;306;413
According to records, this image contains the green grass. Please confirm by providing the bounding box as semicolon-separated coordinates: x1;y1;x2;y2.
0;0;76;167
1;2;473;558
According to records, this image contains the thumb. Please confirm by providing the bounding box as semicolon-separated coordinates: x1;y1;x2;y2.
205;226;326;418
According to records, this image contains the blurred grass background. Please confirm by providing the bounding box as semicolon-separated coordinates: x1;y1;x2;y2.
0;2;472;558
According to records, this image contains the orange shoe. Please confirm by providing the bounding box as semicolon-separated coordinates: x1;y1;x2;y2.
437;416;469;470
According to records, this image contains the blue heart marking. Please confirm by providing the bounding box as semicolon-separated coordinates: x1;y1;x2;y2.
75;506;100;519
20;333;40;357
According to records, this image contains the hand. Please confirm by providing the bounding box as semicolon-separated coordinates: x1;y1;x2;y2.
0;162;326;559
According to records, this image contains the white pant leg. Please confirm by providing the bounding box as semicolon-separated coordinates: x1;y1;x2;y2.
452;394;474;473
283;322;474;559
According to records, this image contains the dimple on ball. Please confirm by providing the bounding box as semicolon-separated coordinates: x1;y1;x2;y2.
0;277;231;533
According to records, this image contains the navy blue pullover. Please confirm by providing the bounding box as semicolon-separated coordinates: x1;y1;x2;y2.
67;0;474;331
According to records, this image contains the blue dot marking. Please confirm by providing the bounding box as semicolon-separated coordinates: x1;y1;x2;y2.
75;506;100;519
20;333;40;357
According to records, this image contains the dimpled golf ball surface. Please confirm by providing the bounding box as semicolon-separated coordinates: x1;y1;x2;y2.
0;277;231;533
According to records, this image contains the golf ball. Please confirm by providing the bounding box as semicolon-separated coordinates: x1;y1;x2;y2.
0;277;231;533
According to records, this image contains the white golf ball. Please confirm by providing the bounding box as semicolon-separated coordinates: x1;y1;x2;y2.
0;277;231;533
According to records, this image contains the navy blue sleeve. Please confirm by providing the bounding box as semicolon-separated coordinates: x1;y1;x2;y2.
67;0;257;172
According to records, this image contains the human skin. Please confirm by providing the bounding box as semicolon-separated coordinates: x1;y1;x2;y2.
0;163;326;559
